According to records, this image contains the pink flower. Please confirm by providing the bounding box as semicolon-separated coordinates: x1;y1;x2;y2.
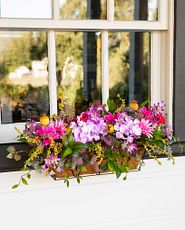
139;119;153;138
116;132;123;139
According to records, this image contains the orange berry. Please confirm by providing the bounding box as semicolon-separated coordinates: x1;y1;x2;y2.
130;101;139;110
40;114;50;126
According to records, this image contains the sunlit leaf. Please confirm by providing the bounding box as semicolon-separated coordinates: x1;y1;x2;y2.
63;147;72;157
21;177;28;185
14;154;21;161
27;173;31;179
7;145;16;153
6;153;14;159
12;184;19;189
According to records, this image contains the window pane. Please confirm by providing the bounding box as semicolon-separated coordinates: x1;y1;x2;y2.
115;0;158;21
56;31;101;116
0;31;49;124
109;32;150;105
0;0;52;19
59;0;107;20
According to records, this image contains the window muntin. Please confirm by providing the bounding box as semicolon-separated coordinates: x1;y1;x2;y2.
0;0;52;19
59;0;107;20
115;0;158;21
109;32;150;104
0;31;49;124
0;0;169;143
56;31;101;116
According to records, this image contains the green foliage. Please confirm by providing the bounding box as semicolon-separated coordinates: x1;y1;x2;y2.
12;184;19;189
107;99;116;113
6;146;22;161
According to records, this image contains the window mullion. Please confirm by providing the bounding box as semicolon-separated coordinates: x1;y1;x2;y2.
151;31;162;104
107;0;114;21
101;31;109;105
48;31;58;116
53;0;60;20
159;0;168;28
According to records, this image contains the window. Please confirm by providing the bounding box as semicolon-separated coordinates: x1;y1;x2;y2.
0;0;173;143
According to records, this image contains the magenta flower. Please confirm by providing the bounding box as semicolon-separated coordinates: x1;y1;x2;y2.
140;106;154;122
36;118;66;144
104;112;116;124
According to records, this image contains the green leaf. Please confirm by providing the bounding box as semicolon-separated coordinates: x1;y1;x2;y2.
64;179;69;187
76;176;81;184
27;173;31;179
12;184;19;189
17;137;27;142
69;142;86;151
14;154;21;161
140;99;149;107
115;168;122;179
108;161;116;172
6;153;14;159
107;99;116;113
63;147;72;158
123;175;127;181
72;151;80;157
100;162;108;172
21;177;28;185
7;145;16;153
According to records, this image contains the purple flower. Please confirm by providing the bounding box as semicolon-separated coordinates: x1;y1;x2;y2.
165;126;173;139
122;142;138;154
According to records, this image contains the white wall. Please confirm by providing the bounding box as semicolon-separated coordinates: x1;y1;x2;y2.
1;156;185;230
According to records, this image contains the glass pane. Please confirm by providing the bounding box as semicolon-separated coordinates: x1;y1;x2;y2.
109;32;150;105
115;0;158;21
56;31;101;116
0;31;49;124
59;0;107;20
0;0;52;19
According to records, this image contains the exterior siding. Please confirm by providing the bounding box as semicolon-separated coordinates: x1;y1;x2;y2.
174;0;185;143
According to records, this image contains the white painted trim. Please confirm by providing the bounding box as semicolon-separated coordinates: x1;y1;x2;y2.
107;0;114;22
101;31;109;105
48;31;58;116
52;0;60;20
0;123;25;143
0;19;168;30
151;31;162;104
158;0;168;29
161;0;174;125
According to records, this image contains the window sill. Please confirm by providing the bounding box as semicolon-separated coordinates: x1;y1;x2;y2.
0;156;185;193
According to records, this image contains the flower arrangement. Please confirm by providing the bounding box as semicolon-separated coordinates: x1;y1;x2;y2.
9;97;177;188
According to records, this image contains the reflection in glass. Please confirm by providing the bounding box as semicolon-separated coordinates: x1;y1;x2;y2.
0;0;52;19
59;0;107;20
56;32;101;116
109;32;150;105
115;0;158;21
0;31;49;124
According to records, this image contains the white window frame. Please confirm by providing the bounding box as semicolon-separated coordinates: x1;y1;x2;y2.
0;0;173;143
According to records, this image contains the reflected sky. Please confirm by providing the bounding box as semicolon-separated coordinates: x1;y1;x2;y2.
0;0;52;18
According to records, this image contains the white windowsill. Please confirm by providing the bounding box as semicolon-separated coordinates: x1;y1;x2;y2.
0;156;184;193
